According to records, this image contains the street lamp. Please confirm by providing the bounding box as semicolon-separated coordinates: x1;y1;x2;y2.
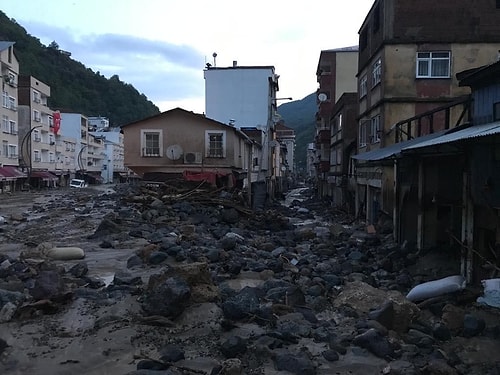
20;125;42;190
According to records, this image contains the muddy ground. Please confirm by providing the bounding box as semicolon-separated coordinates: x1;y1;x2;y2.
0;184;499;375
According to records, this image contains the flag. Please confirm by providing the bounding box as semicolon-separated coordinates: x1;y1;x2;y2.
53;111;61;135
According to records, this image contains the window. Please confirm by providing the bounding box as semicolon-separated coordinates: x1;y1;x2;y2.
338;114;342;130
494;102;500;121
370;115;381;143
8;96;15;111
372;59;382;87
2;115;8;133
34;129;41;142
205;130;226;158
49;152;55;163
33;90;41;103
2;91;8;108
33;110;41;122
9;120;16;135
417;51;450;78
359;75;368;98
359;121;368;148
8;144;17;159
141;130;162;157
2;141;7;157
34;150;41;162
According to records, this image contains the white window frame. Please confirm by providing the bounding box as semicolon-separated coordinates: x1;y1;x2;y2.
141;129;163;157
2;115;8;133
8;96;16;111
370;115;381;143
372;59;382;87
2;91;8;108
416;51;451;78
33;110;41;122
2;141;7;157
9;120;16;135
359;75;368;98
34;129;41;142
33;90;41;103
34;150;41;162
205;130;226;158
8;144;17;159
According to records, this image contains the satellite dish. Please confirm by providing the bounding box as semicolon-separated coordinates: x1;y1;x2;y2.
318;93;328;102
166;144;183;160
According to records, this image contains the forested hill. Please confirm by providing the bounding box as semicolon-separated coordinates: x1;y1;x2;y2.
278;93;316;172
0;11;160;126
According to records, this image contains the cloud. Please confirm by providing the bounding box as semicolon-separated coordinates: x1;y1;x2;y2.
20;20;206;110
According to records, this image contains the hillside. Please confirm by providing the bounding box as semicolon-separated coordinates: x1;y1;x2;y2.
0;11;160;126
278;93;316;172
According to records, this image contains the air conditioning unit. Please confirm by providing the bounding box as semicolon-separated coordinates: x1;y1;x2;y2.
184;152;202;164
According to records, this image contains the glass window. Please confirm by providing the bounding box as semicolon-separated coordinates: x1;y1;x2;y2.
370;115;381;143
208;132;224;157
372;59;382;87
417;51;450;78
360;75;368;98
141;130;162;157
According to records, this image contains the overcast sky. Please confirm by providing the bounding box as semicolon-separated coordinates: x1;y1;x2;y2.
1;0;374;113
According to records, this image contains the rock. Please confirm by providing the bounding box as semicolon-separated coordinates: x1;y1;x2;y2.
221;208;239;224
222;287;261;320
149;251;168;264
421;359;458;375
127;254;143;268
0;302;17;322
333;281;420;333
432;323;452;341
159;344;185;362
353;328;396;359
368;300;395;330
113;271;142;286
463;314;485;337
322;349;339;362
142;276;191;318
136;359;170;371
220;335;247;358
274;351;316;375
69;261;88;278
0;288;25;308
221;358;242;375
28;270;67;301
442;304;464;332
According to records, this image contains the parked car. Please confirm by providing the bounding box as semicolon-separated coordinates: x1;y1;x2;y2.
69;179;88;188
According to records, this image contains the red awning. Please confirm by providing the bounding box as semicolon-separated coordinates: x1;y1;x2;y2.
0;166;27;180
31;171;58;181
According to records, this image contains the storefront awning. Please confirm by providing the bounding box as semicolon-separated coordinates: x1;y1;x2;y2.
0;166;27;180
402;121;500;151
31;171;58;181
352;131;447;162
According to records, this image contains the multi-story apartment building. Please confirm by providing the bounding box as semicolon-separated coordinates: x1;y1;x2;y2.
315;47;359;205
60;113;105;183
17;75;59;187
0;41;25;191
353;0;500;227
89;117;126;183
204;61;283;198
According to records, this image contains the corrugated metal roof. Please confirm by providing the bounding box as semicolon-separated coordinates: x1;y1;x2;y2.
353;131;447;161
403;121;500;151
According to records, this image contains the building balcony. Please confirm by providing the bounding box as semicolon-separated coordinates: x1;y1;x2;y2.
319;160;330;173
315;129;331;145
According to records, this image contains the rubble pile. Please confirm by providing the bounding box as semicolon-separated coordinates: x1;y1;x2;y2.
0;183;499;375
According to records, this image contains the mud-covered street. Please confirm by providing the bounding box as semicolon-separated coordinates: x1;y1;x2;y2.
0;183;499;375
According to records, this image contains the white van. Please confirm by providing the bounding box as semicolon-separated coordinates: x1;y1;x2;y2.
69;179;88;188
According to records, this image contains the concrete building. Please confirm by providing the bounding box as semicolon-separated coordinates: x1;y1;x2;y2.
17;76;60;187
60;113;105;183
353;0;500;227
314;47;359;205
204;61;285;198
0;41;26;191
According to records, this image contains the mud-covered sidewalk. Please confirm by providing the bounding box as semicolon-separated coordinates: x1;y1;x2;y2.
0;183;499;375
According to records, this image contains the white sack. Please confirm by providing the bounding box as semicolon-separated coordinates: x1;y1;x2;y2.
406;275;466;302
477;278;500;308
45;246;85;260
